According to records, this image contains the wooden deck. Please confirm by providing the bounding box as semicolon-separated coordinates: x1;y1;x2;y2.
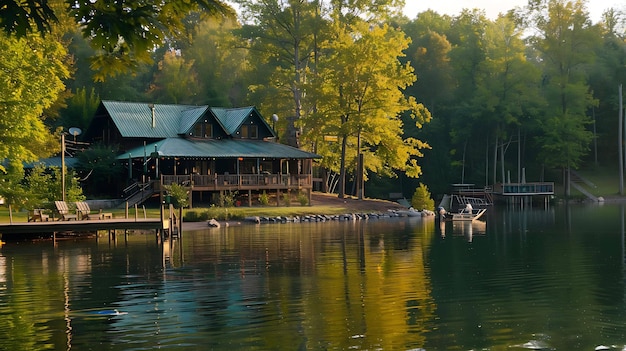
492;182;554;196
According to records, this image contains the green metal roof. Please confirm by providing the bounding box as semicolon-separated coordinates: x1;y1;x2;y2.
118;138;320;160
101;101;264;138
179;106;210;135
102;101;194;138
211;107;255;135
23;157;79;169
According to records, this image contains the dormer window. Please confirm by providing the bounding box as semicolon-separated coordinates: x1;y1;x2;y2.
241;124;258;139
193;121;212;138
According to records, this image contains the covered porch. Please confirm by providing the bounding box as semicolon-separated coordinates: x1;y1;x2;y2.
118;138;319;207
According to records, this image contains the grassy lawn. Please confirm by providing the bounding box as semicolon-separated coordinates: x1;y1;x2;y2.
0;203;358;224
183;204;354;221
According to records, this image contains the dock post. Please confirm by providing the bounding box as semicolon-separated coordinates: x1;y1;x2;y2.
176;206;183;239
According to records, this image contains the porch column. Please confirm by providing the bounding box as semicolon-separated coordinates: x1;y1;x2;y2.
188;175;193;209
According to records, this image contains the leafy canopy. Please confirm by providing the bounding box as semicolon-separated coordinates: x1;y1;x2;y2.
0;30;69;172
0;0;235;81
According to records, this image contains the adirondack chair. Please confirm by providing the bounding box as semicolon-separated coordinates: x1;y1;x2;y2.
75;201;97;220
76;201;113;220
54;201;78;221
28;209;49;222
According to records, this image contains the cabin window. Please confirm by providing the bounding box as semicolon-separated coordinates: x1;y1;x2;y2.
193;121;212;138
241;125;258;139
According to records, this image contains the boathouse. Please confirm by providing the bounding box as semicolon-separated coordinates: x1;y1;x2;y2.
84;101;320;207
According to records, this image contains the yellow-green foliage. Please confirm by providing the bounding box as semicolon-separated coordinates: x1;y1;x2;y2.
411;183;434;211
258;191;270;206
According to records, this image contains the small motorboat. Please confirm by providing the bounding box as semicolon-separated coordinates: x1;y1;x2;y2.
449;208;487;221
438;204;486;222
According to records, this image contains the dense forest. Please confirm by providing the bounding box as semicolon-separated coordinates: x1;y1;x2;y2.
0;0;625;203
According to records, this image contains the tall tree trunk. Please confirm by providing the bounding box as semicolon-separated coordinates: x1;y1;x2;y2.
286;8;303;148
500;142;506;184
493;135;498;184
338;134;348;199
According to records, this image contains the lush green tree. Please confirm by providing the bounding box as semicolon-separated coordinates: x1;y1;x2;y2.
401;11;456;195
75;143;124;196
478;15;544;184
23;164;57;209
24;164;85;209
0;160;29;210
147;50;200;105
185;17;250;107
527;0;598;194
306;21;431;198
0;162;84;210
0;0;235;81
0;31;70;172
232;0;325;147
56;87;100;132
586;8;626;166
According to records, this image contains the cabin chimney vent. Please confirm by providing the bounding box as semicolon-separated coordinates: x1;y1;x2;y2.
149;103;155;128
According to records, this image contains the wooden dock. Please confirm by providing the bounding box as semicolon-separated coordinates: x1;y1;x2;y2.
0;218;167;239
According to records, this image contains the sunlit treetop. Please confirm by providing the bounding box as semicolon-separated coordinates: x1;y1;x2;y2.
0;0;235;81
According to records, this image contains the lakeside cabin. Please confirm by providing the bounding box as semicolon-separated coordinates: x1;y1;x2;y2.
84;101;320;208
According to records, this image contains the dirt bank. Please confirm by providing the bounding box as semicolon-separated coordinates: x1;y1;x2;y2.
182;192;408;230
309;192;407;212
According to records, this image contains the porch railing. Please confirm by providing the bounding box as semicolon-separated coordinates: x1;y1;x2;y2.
161;174;312;189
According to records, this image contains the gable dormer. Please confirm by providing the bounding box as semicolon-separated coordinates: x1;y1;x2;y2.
211;107;275;140
181;107;228;140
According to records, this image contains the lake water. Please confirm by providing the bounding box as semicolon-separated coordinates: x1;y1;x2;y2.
1;204;625;350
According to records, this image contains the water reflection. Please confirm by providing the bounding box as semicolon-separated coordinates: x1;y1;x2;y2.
0;206;626;350
437;219;487;242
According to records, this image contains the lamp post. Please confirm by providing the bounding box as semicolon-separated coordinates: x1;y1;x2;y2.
271;114;279;134
61;133;66;202
61;127;81;202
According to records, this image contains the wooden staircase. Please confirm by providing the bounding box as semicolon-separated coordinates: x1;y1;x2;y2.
569;170;600;202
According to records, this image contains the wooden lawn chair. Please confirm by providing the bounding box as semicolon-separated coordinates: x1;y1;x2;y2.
76;201;94;220
28;209;50;222
54;201;78;221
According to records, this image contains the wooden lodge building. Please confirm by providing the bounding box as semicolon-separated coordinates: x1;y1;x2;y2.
85;101;320;207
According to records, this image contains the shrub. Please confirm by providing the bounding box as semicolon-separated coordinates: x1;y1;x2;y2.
219;190;237;208
411;183;435;210
184;210;199;222
165;183;189;208
259;191;270;206
297;191;308;206
281;192;291;206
